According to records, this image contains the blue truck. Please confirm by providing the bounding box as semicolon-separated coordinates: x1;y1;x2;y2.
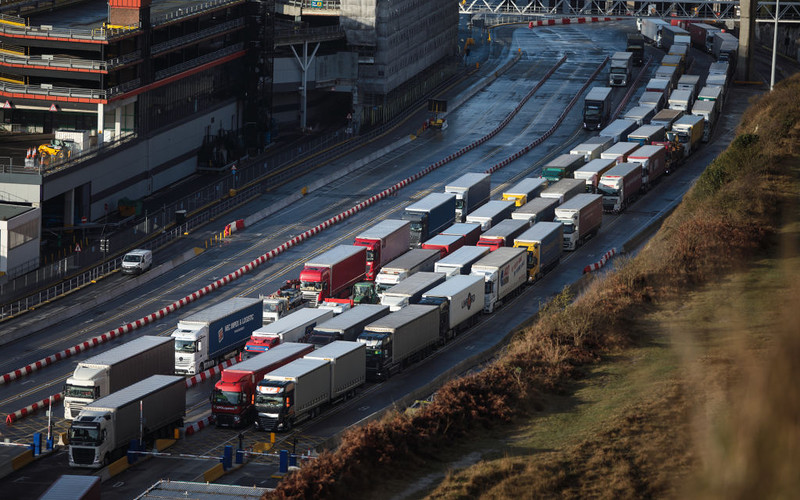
172;297;263;375
403;193;456;247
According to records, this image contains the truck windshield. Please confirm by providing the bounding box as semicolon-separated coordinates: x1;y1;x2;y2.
561;222;576;235
597;184;619;196
610;67;626;74
584;105;601;119
174;339;197;353
454;199;465;210
676;132;690;143
64;385;95;399
353;284;372;302
409;222;423;232
211;390;242;405
69;426;101;445
263;302;280;312
254;394;284;408
300;281;322;291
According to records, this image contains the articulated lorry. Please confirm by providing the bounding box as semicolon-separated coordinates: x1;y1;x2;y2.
476;218;531;251
372;248;440;295
358;305;440;380
242;308;334;359
667;114;705;157
445;173;491;223
470;247;527;313
600;141;640;164
403;193;456;247
583;86;613;131
419;275;485;340
381;271;446;311
353;220;410;281
712;31;738;63
541;154;586;183
465;200;516;231
68;375;185;468
609;51;633;86
299;246;366;306
661;24;690;51
650;109;684;130
691;99;718;142
677;74;701;99
668;89;693;112
599;119;638;144
434;245;490;278
554;194;603;251
421;233;465;259
626;32;644;65
627;144;668;189
307;304;390;347
440;222;482;246
63;336;173;420
570;141;608;162
540;178;585;204
697;85;723;106
628;124;666;146
638;91;665;112
502;177;547;207
640;18;669;47
655;64;679;90
624;104;657;127
687;22;721;52
573;158;617;193
255;341;366;431
512;197;559;225
513;222;563;282
598;162;642;213
646;77;671;99
261;287;304;325
172;297;263;375
211;342;314;427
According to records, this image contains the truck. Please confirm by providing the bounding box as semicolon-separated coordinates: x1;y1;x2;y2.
624;104;658;127
372;248;440;295
419;275;485;340
668;89;693;112
255;341;366;431
650;108;684;130
541;153;585;182
677;74;701;99
298;245;366;306
353;219;410;281
598;162;643;213
661;25;690;51
573;158;617;193
627;144;668;190
627;124;666;146
307;304;390;347
422;233;465;259
445;173;491;223
317;297;354;315
470;247;527;313
570;141;608;162
211;342;314;427
691;99;718;142
380;271;446;311
476;218;531;251
655;64;679;89
261;287;304;324
172;297;263;375
646;78;671;98
68;375;185;468
712;31;738;63
706;72;727;90
512;222;563;282
511;197;559;224
440;222;482;246
600;141;640;163
582;86;613;130
433;245;490;278
708;61;730;78
39;475;101;500
608;52;633;86
502;177;548;207
554;194;603;251
640;18;669;47
668;43;688;66
402;192;456;247
638;91;665;112
626;32;644;66
63;336;173;420
358;304;440;380
667;114;705;157
599;119;638;144
539;178;585;204
465;199;516;231
687;22;721;52
242;308;334;359
697;85;723;105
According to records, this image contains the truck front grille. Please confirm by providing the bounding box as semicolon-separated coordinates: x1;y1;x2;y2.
257;416;279;431
301;292;318;307
71;447;96;465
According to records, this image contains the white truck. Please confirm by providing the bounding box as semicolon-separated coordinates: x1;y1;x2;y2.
260;288;304;324
599;119;638;144
554;194;603;251
172;297;263;375
242;307;334;360
255;341;366;431
465;200;516;231
63;336;173;420
501;177;548;207
511;197;559;225
600;141;640;163
624;104;658;127
307;304;391;347
434;245;490;278
380;271;446;311
608;51;633;86
570;141;609;162
445;173;491;223
68;375;185;468
419;275;485;340
573;158;617;193
668;89;693;112
539;178;585;204
691;99;718;142
374;248;440;294
677;74;701;99
470;247;527;313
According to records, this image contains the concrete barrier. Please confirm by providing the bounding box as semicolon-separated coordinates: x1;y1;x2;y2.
203;463;225;483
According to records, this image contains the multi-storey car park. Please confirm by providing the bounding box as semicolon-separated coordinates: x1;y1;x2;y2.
0;0;457;280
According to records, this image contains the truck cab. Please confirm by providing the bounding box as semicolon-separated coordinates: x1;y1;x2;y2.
299;266;329;305
262;297;289;324
172;325;207;375
357;332;391;380
241;335;281;360
254;380;295;431
63;367;106;420
402;212;428;247
210;374;256;427
352;281;380;304
68;411;111;468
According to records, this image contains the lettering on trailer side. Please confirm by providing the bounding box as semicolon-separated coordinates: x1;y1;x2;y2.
461;292;476;310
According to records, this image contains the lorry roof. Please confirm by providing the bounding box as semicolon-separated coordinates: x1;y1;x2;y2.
480;218;529;237
630;125;665;137
515;221;563;243
404;192;455;212
305;245;365;267
600;119;636;135
382;272;445;296
662;55;683;65
575;158;616;173
83;375;184;411
602;162;641;178
226;343;314;372
602;141;640;156
381;249;439;270
504;177;547;195
514;197;559;215
611;51;633;59
364;304;438;330
472;246;526;268
76;336;171;367
673;114;705;127
305;340;364;360
570;142;604;154
445;172;491;189
585;86;613;101
698;86;722;98
263;357;328;380
624;104;657;119
254;308;333;335
314;304;390;331
652;109;683;119
544;153;585;168
466;200;515;218
422;274;484;298
638;91;664;103
441;222;481;236
678;74;701;84
541;178;584;194
669;89;693;100
436;245;490;266
691;100;716;113
355;219;409;240
646;78;669;88
628;145;664;156
555;193;602;211
181;297;262;324
424;234;463;246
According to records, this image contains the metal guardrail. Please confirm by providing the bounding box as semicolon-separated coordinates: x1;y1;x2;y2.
151;0;245;27
151;19;244;55
277;0;342;9
0;50;140;71
154;43;244;81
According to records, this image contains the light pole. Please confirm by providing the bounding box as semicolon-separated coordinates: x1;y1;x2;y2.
771;0;780;90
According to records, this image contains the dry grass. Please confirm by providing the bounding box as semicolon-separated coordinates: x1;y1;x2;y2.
265;75;800;500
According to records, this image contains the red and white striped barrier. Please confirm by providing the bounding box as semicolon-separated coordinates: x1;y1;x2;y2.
527;17;624;29
225;219;245;236
583;248;618;274
6;392;62;425
184;415;215;436
185;358;236;389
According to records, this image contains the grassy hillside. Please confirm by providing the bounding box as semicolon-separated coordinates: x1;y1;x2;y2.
265;74;800;499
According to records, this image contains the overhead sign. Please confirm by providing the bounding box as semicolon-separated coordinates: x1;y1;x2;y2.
49;103;58;112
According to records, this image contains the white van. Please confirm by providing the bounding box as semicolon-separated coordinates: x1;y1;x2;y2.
121;249;153;274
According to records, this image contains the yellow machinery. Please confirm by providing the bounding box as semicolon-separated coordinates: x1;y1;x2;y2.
37;139;73;160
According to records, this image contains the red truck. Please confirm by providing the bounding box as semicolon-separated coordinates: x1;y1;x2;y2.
353;219;410;281
440;222;482;246
477;219;531;251
211;342;314;428
627;145;668;191
299;246;366;306
421;233;465;259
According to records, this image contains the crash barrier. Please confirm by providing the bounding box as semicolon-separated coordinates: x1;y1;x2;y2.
583;248;618;274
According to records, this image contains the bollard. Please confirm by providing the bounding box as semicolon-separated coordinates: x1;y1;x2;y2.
289;453;297;467
221;445;232;470
270;432;275;444
235;449;244;464
46;437;53;450
33;432;41;456
174;428;180;440
279;449;288;473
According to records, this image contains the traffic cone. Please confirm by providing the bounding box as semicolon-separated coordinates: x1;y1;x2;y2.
26;148;31;159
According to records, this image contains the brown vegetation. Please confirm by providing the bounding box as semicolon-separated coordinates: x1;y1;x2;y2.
266;74;800;500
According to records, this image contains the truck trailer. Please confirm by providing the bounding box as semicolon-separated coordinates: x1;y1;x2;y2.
626;33;644;65
421;233;465;259
353;219;410;281
242;308;334;359
624;104;658;127
691;99;718;142
419;275;485;340
63;336;173;420
687;23;721;52
573;157;617;193
380;271;446;311
540;178;585;204
476;218;531;251
667;114;705;157
68;375;185;468
637;91;665;112
372;248;440;294
640;18;669;47
445;173;491;223
677;74;701;99
470;247;527;313
465;199;516;231
600;141;640;163
598;162;643;213
627;144;668;189
599;119;638;144
511;197;559;224
402;192;456;247
440;222;482;246
554;194;603;251
609;51;633;86
513;222;563;282
172;297;263;375
433;245;490;278
298;245;366;306
627;124;666;146
570;141;608;162
582;86;613;130
307;304;391;347
668;89;693;112
541;154;586;183
358;305;440;380
211;342;314;427
502;177;548;207
650;108;684;130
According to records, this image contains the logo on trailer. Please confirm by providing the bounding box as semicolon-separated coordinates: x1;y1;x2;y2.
461;293;476;310
218;327;224;343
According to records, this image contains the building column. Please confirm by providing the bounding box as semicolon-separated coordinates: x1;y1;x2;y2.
115;107;122;140
96;102;104;137
64;188;75;227
291;41;320;131
738;0;756;81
